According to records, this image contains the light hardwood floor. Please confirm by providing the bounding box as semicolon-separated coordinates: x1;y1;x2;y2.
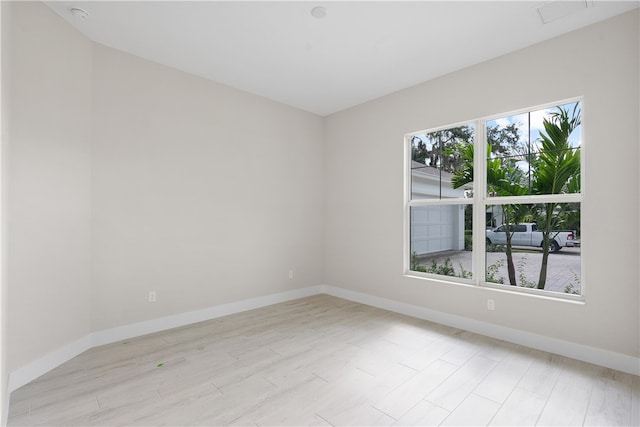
8;294;640;426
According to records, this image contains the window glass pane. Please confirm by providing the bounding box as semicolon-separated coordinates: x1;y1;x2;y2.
410;125;474;200
410;204;473;279
485;203;581;295
486;101;581;197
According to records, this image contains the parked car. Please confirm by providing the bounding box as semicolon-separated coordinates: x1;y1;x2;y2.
485;222;576;253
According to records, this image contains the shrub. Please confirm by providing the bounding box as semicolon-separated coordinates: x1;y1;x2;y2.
464;230;473;251
410;252;427;273
411;253;471;279
486;259;505;284
564;272;581;295
425;258;456;276
486;243;506;253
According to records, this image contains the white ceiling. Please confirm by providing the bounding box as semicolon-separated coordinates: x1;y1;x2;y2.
45;1;638;116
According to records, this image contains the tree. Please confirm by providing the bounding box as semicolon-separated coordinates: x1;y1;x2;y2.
487;156;530;285
532;104;581;290
410;136;429;165
452;121;529;286
452;144;527;285
443;105;580;291
411;126;474;173
412;124;524;173
487;123;522;156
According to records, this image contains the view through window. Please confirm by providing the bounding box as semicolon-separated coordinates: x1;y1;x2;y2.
407;100;582;296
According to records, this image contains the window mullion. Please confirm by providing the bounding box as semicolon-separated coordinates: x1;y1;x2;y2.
473;120;487;286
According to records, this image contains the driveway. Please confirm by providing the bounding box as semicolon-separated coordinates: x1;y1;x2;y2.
416;247;581;294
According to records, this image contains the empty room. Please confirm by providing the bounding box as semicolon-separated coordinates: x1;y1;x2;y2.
1;1;639;426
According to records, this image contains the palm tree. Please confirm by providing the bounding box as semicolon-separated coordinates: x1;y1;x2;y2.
532;104;581;289
452;144;527;285
487;157;529;285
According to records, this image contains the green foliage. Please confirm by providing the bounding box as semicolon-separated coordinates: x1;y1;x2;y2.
452;140;527;287
487;158;529;198
533;104;581;196
485;259;505;284
450;142;474;189
487;122;522;156
426;258;456;276
534;104;581;289
514;256;581;294
410;137;429;165
557;203;581;238
411;253;471;279
564;273;581;295
451;123;528;191
464;230;472;251
516;256;538;288
458;262;472;279
410;252;427;273
486;243;506;253
464;205;473;232
413;103;582;293
410;126;474;173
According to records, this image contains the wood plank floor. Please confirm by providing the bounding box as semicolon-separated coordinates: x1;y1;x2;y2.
8;294;640;426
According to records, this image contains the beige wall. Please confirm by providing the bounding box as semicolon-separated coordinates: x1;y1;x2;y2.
324;10;639;358
5;0;639;392
90;44;325;331
7;1;93;372
1;1;11;420
7;1;325;372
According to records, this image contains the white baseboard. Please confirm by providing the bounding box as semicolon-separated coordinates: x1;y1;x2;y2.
7;284;639;397
321;285;640;376
7;334;93;393
2;381;10;427
92;286;323;347
8;286;323;393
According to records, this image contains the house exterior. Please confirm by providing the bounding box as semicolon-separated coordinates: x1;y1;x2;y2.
410;161;466;256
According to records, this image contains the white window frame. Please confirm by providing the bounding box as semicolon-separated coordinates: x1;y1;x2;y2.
404;97;584;302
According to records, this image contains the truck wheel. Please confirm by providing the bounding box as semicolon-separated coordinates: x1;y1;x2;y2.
550;240;560;253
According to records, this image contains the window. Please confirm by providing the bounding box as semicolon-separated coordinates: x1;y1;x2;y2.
406;100;582;297
409;124;475;281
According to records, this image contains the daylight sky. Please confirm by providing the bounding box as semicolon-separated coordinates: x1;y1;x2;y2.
487;101;582;151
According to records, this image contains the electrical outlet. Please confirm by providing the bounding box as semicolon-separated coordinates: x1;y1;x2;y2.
149;291;157;303
288;270;294;279
487;299;495;311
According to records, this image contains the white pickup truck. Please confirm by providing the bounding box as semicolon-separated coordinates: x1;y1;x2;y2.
485;222;576;253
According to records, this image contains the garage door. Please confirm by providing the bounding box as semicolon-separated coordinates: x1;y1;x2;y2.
410;205;454;255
